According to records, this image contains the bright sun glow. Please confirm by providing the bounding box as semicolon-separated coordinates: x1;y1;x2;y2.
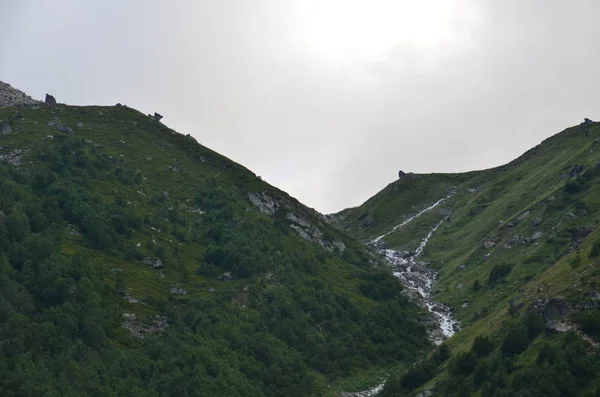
288;0;477;64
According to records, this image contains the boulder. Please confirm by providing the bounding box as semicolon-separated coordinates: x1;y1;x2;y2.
531;231;544;241
532;217;543;227
398;170;406;178
361;215;375;227
484;241;495;249
150;112;163;122
545;320;572;334
45;94;57;108
0;120;11;135
580;118;594;128
142;257;165;269
219;272;233;282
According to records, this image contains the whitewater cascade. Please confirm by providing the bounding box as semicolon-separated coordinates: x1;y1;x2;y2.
343;195;458;396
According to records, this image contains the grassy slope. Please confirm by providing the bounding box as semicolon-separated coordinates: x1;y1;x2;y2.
0;103;430;396
336;121;600;372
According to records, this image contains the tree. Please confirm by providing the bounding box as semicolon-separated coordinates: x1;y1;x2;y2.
472;335;494;357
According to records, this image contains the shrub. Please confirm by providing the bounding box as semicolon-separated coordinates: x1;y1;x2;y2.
522;311;545;339
589;240;600;258
400;361;437;389
488;263;513;286
472;335;495;357
501;325;529;356
432;343;451;363
451;351;477;376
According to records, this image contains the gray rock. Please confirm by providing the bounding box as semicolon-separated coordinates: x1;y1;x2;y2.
484;241;495;249
517;211;530;222
457;264;466;271
398;170;406;178
0;120;11;135
142;257;165;269
581;118;594;128
546;320;572;334
219;272;234;281
0;81;40;107
122;314;169;340
0;149;23;166
45;94;57;108
149;112;163;122
532;217;543;227
48;118;74;135
531;231;544;241
248;192;279;215
533;297;571;321
169;285;187;295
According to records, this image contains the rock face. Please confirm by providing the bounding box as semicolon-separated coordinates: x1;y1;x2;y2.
248;192;279;215
149;112;163;122
286;212;346;252
533;297;571;321
0;81;40;107
546;320;572;334
581;118;594;128
122;313;169;340
45;94;57;108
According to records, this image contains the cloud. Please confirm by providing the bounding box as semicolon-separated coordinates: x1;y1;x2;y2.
2;1;600;213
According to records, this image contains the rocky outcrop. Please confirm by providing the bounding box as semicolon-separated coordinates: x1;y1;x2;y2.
398;170;406;178
48;118;74;135
122;313;169;339
45;94;57;109
219;272;233;281
286;212;346;252
546;320;573;334
149;112;163;122
0;81;40;107
533;297;571;321
142;257;164;269
248;192;279;215
169;285;187;295
0;149;24;166
580;118;594;128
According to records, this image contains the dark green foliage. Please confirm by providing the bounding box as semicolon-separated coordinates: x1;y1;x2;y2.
487;263;513;286
472;335;495;357
0;106;431;397
523;311;545;340
473;279;482;292
451;351;477;376
501;324;530;356
573;310;600;338
399;361;437;389
589;240;600;258
432;343;452;363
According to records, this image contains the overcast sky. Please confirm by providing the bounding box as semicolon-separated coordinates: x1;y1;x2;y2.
2;1;599;213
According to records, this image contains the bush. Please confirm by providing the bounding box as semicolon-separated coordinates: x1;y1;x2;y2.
400;361;437;389
472;335;495;357
573;310;600;338
501;325;529;356
473;279;482;292
589;240;600;258
488;263;513;286
522;311;545;340
432;343;451;363
451;351;477;376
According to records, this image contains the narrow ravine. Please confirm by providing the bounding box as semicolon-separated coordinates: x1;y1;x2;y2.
343;195;458;396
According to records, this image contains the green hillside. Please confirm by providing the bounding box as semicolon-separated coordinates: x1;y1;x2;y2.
336;120;600;396
0;100;432;396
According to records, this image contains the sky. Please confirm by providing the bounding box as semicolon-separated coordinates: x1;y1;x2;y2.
2;1;600;213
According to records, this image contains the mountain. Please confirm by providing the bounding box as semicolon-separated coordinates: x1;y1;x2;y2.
0;83;432;397
335;118;600;396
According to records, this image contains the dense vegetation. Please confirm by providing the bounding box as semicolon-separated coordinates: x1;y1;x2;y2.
381;313;600;397
0;104;431;396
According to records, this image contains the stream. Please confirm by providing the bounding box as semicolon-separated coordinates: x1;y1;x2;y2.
343;195;459;396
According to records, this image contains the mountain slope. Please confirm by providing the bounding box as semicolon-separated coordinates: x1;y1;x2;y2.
0;88;432;397
335;119;600;396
